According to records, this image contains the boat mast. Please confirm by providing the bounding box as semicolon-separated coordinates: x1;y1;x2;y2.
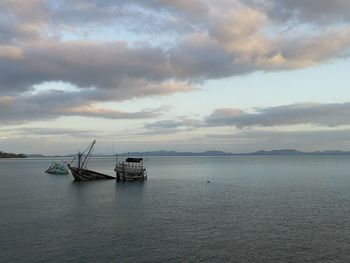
82;140;96;168
77;151;82;169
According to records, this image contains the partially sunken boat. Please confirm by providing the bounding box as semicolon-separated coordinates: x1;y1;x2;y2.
68;140;115;181
45;161;69;175
114;157;147;181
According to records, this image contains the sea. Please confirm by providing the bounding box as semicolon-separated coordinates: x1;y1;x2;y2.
1;156;350;262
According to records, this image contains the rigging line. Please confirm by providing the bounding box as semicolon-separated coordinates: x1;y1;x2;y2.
112;143;116;156
70;154;78;165
82;140;96;168
84;146;94;169
112;143;117;166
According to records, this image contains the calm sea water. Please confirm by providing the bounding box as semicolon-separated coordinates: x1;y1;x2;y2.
1;156;350;262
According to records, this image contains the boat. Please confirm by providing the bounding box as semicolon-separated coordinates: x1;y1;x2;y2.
114;156;147;181
68;140;115;181
45;161;69;175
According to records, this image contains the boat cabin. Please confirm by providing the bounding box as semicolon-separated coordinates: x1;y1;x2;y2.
126;157;143;163
115;157;147;181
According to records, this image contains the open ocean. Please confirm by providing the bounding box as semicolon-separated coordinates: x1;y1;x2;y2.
1;156;350;262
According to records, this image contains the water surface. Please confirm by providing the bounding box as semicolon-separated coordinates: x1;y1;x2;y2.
1;156;350;262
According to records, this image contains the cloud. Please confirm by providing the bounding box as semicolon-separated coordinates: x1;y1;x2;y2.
143;118;203;135
60;105;165;120
0;41;174;93
143;102;350;133
4;127;96;137
202;128;350;152
206;102;350;128
145;119;201;129
1;1;350;91
3;126;350;154
1;1;350;95
254;0;350;25
0;89;169;124
2;0;350;125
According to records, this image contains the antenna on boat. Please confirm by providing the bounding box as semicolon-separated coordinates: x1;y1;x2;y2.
77;150;82;169
112;142;118;165
112;143;116;156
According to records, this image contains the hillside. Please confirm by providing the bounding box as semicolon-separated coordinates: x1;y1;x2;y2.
0;151;27;158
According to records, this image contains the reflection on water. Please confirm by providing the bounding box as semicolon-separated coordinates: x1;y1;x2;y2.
1;156;350;262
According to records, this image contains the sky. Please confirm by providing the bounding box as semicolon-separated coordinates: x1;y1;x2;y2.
1;0;350;154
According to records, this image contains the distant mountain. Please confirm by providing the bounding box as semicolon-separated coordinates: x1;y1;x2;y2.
246;149;350;156
27;154;45;157
250;149;303;156
25;149;350;157
118;150;230;157
0;151;27;158
119;149;350;156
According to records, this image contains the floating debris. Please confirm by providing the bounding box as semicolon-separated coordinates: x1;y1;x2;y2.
45;161;69;175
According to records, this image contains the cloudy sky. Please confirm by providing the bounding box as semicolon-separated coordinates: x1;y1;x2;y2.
1;0;350;154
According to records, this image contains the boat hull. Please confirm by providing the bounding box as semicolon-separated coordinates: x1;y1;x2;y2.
68;165;115;181
45;170;69;175
115;166;147;181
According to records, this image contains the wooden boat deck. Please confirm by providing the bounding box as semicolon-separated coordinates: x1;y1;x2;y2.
68;165;115;181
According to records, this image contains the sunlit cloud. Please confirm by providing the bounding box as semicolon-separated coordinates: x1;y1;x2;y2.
1;0;350;152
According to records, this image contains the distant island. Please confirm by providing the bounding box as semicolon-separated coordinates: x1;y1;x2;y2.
25;149;350;157
0;151;27;158
117;149;350;156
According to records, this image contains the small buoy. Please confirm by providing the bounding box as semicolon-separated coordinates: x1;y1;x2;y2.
207;180;210;183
